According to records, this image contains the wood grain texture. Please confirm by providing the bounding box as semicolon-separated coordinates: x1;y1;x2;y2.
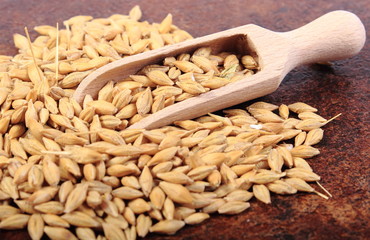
0;0;369;239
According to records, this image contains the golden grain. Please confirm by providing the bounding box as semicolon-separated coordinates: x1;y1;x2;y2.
304;128;324;146
0;214;30;230
34;201;64;215
0;205;21;220
284;177;315;192
42;214;70;228
149;219;185;235
218;201;250;214
61;211;100;227
128;198;151;214
75;227;96;240
112;186;144;200
64;182;89;213
28;213;44;240
288;102;318;113
252;184;271;204
285;168;321;181
44;226;78;240
291;145;320;158
159;181;193;204
184;212;210;224
267;180;297;194
224;190;254;202
293;157;313;171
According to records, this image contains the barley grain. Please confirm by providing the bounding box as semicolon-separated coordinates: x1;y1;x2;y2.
218;201;250;214
28;213;44;240
149;219;185;235
159;181;193;204
285;168;320;181
61;211;100;227
64;182;89;213
44;226;78;240
253;184;271;204
76;227;96;240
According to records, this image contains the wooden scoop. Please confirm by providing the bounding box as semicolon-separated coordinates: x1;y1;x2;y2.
73;10;365;129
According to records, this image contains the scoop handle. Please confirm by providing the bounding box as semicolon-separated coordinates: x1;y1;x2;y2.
282;10;366;70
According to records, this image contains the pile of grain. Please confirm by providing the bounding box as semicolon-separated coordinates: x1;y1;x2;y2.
0;6;333;240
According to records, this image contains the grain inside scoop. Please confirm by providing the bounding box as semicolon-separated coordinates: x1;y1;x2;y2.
73;11;365;129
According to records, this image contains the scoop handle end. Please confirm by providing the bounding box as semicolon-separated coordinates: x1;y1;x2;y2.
283;10;366;69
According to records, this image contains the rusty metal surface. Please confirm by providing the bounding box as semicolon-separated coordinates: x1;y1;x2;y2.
0;0;369;239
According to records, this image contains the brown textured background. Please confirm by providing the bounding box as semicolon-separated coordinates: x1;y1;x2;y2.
0;0;369;239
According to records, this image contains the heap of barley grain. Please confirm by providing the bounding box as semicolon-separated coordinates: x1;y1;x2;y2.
0;5;333;240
